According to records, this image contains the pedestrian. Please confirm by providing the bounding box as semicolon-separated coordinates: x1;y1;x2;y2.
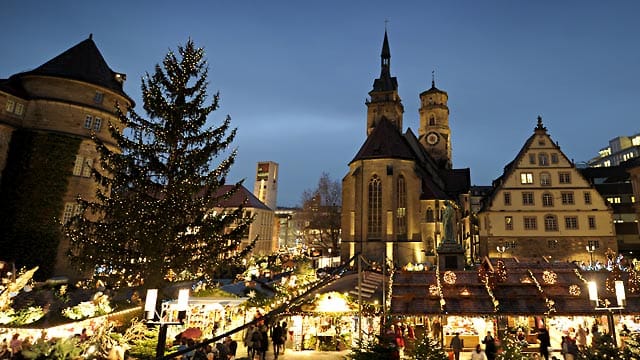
575;325;587;350
471;344;487;360
226;336;238;360
482;331;497;360
245;325;256;359
565;335;579;360
271;322;284;358
449;333;463;360
259;326;269;360
250;327;263;360
280;321;288;354
537;327;551;360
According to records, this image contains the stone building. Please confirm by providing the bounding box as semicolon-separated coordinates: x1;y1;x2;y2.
0;35;133;277
341;31;471;268
477;117;616;263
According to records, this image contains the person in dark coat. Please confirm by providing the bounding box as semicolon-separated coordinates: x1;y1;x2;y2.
259;326;269;360
482;331;497;360
537;327;551;360
450;333;463;360
271;323;284;358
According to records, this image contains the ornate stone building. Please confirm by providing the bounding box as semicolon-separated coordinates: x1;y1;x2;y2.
341;31;471;268
0;35;133;277
477;117;617;263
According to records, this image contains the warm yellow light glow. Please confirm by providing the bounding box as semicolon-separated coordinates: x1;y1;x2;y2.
588;281;598;302
144;289;158;314
316;292;351;313
177;289;190;311
615;280;626;306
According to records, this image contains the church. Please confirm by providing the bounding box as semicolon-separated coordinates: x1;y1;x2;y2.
340;31;473;269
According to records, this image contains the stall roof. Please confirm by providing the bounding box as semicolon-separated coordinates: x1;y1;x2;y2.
391;258;640;316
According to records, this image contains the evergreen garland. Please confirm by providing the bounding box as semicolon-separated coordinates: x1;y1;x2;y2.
64;39;253;289
412;334;448;360
0;130;80;279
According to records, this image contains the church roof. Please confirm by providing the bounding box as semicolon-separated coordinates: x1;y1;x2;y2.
350;118;415;163
420;80;448;96
12;35;132;103
212;184;271;211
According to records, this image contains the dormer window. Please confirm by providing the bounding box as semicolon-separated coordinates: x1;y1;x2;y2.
94;92;104;104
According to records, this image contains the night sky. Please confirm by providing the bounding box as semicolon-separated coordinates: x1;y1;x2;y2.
2;1;639;206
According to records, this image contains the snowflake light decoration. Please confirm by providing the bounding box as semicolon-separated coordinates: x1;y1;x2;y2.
428;284;439;297
569;284;581;296
443;271;457;285
542;270;557;285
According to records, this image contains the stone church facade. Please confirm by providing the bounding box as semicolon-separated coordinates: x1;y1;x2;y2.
341;32;472;268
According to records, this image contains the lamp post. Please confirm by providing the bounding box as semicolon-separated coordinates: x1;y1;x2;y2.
586;245;596;268
588;280;625;347
496;245;506;259
145;288;190;359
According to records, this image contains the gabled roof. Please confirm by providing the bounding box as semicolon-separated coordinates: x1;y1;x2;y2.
350;118;415;163
12;35;131;102
213;184;271;211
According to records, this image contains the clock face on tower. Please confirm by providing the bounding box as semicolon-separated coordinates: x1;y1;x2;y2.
426;132;440;145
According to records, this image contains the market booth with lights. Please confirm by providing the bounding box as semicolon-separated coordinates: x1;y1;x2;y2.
390;256;640;350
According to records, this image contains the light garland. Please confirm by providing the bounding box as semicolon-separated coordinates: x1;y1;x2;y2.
428;284;439;297
574;269;588;284
385;260;395;314
527;270;555;314
483;276;499;312
542;270;557;285
435;265;445;311
569;284;581;296
443;271;457;285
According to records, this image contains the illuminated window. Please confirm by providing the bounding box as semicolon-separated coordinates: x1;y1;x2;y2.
544;215;558;231
559;172;571;184
632;136;640;146
5;99;15;112
505;216;513;230
367;175;382;237
84;115;93;129
522;192;534;205
73;156;93;177
606;197;621;204
588;216;596;229
538;153;549;166
73;156;84;176
542;192;554;207
561;192;574;205
521;172;534;184
540;172;551;186
504;192;511;206
584;192;591;204
396;176;407;236
62;203;82;224
524;217;537;230
505;240;517;249
564;216;578;230
81;158;93;177
14;103;24;116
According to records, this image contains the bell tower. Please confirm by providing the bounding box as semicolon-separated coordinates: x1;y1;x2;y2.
419;75;451;169
366;30;404;136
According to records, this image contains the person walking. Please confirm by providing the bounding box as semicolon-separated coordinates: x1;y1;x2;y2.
449;333;463;360
537;327;551;360
482;331;497;360
471;344;487;360
271;323;284;358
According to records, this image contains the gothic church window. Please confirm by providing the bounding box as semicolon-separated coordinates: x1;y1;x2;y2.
396;176;407;236
368;175;382;237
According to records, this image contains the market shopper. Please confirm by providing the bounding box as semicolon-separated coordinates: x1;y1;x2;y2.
271;323;284;358
537;327;551;360
449;333;463;360
471;344;487;360
482;331;497;360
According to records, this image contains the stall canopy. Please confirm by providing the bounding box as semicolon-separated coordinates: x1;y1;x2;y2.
391;257;640;316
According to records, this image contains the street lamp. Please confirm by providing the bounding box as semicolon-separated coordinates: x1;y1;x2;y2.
496;245;506;259
145;288;190;359
588;280;625;347
586;245;596;268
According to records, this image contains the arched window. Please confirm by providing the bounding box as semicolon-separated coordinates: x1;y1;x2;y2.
396;176;407;237
542;192;554;207
368;175;382;237
426;207;434;222
544;215;558;231
429;116;436;126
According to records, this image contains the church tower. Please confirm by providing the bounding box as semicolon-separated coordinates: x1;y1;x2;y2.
419;77;452;169
366;31;404;135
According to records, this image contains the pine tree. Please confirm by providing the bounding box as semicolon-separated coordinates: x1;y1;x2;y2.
495;333;524;360
65;40;252;289
411;334;448;360
622;332;640;360
581;333;621;360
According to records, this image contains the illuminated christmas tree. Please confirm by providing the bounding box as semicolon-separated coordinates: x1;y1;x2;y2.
411;334;448;360
495;333;524;360
65;40;252;289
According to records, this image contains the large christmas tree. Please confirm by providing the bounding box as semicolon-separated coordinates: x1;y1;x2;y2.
65;40;252;289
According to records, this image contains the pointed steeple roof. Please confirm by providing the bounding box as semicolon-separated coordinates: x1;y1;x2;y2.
371;30;398;92
350;117;414;163
15;35;130;100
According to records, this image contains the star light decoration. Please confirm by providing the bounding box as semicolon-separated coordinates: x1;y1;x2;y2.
443;271;457;285
542;270;557;285
569;284;581;296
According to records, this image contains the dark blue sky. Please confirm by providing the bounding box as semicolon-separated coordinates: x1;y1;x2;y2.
2;1;639;206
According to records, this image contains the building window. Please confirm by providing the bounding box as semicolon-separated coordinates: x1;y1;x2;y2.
538;153;549;166
505;240;517;249
426;208;434;222
542;192;554;207
14;103;24;116
396;176;407;236
93;117;102;131
551;153;559;164
522;192;534;205
544;215;558;231
565;216;578;230
529;153;536;164
540;172;551;186
81;158;93;177
429;116;436;126
587;239;600;249
367;175;382;237
505;216;513;230
94;92;104;104
584;191;592;205
84;115;93;129
559;172;571;184
503;192;511;206
62;202;82;224
607;197;621;204
588;216;596;229
561;192;575;205
548;239;558;249
5;99;15;112
520;172;534;184
524;216;537;230
73;156;93;178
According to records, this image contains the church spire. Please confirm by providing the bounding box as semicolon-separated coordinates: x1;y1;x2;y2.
381;30;391;71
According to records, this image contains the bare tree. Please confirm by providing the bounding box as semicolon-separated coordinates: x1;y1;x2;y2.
299;172;341;255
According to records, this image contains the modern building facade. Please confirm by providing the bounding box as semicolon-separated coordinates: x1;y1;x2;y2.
341;31;471;268
588;133;640;168
0;35;133;278
477;117;617;263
